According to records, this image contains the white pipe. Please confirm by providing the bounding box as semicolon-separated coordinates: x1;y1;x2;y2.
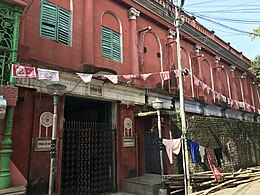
226;71;232;100
250;84;255;111
210;64;215;102
189;56;194;98
239;78;245;109
257;87;260;105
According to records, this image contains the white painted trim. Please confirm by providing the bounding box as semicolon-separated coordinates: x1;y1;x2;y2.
15;70;173;109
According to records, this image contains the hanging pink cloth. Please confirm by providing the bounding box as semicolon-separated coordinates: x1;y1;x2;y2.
206;148;222;182
163;138;182;164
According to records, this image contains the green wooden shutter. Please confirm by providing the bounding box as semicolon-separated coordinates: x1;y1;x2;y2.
102;26;121;62
40;1;57;41
102;26;113;59
57;7;71;45
112;32;121;62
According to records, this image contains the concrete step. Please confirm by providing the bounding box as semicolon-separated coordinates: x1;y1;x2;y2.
0;186;26;195
109;193;136;195
123;174;162;195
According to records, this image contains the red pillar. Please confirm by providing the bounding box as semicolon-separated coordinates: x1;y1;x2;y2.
81;0;94;65
194;45;203;80
128;7;140;75
194;45;203;98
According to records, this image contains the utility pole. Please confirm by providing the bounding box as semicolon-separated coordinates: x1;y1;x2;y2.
174;0;192;194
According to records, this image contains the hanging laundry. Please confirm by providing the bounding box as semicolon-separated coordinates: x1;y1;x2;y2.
123;74;135;80
216;92;221;100
140;73;152;81
206;148;222;182
193;76;200;86
188;140;199;163
214;147;223;167
206;86;211;94
160;71;170;81
202;83;207;90
163;138;181;164
76;73;93;83
199;145;205;163
173;69;180;78
222;144;231;161
104;75;118;84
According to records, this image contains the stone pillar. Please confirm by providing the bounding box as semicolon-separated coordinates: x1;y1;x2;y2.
81;0;94;65
128;7;140;75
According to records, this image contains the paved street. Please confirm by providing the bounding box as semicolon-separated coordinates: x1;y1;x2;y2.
211;179;260;195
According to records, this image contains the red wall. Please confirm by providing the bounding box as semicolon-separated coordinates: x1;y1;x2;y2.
18;0;260;112
93;0;131;76
12;89;64;194
117;105;137;190
15;0;260;192
11;88;35;180
19;0;83;70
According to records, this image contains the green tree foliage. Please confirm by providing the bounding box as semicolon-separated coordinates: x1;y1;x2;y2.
251;26;260;40
249;56;260;78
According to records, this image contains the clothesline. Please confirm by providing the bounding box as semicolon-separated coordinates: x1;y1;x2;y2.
163;137;226;182
11;64;260;114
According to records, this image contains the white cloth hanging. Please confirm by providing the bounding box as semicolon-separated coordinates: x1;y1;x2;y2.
162;138;181;164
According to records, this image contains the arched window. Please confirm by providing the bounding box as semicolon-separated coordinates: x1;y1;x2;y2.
101;11;122;62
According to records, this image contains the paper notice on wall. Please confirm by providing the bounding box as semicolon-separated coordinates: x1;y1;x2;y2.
12;64;36;78
38;68;59;82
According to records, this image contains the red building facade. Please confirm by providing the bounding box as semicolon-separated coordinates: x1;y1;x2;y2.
2;0;260;194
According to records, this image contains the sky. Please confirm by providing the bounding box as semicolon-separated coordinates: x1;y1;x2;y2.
183;0;260;60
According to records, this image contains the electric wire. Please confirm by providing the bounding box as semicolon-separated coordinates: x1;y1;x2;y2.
186;11;260;24
185;0;228;7
184;11;255;35
179;0;260;58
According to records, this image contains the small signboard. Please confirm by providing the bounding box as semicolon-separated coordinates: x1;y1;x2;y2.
123;137;135;147
90;85;102;96
35;137;58;151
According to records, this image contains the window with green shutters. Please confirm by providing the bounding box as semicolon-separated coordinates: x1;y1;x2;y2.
101;26;121;62
39;1;71;46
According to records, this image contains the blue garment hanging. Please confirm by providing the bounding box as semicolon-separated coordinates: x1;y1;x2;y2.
188;139;199;163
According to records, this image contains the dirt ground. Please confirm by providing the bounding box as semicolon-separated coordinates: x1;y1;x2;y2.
211;179;260;195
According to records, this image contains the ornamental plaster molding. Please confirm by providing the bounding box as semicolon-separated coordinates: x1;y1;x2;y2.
128;7;140;20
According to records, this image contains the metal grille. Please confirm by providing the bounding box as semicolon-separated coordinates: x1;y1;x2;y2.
145;131;167;174
62;122;116;195
0;1;22;84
